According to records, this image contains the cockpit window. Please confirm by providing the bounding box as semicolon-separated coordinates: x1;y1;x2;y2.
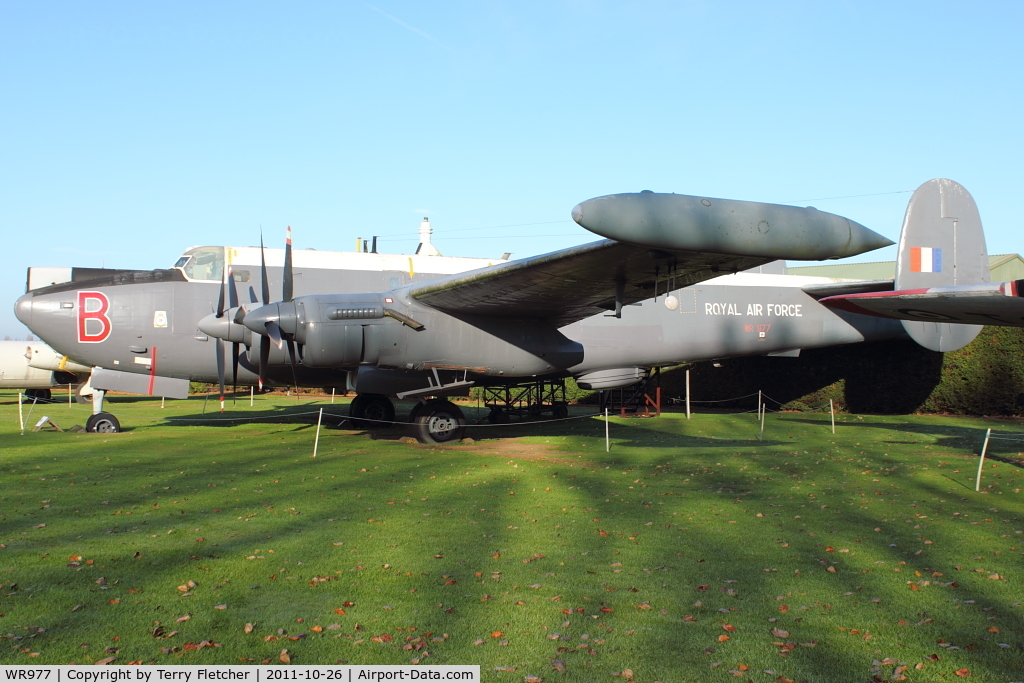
175;247;225;282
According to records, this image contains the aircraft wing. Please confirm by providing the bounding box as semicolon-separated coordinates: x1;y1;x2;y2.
819;280;1024;327
410;239;773;327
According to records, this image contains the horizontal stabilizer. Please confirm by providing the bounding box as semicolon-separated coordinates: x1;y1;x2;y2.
820;280;1024;328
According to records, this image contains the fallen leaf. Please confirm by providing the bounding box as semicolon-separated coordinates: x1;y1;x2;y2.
717;635;730;642
244;623;254;634
771;628;790;638
95;656;116;665
279;649;291;664
551;659;566;672
955;669;970;678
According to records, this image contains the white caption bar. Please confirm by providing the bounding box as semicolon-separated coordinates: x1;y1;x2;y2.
0;666;479;683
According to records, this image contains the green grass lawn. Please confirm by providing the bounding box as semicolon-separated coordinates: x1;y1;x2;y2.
1;390;1023;682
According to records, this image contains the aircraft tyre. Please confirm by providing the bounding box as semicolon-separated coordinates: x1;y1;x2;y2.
487;407;510;424
412;400;466;444
86;412;121;434
348;394;395;429
25;388;51;402
552;403;569;420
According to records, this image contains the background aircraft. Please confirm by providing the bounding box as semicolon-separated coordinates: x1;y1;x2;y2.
0;340;91;401
18;187;906;440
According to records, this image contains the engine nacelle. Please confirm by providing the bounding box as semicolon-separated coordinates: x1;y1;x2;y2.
301;323;368;368
246;339;292;367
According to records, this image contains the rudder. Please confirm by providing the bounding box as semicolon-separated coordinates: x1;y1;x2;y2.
895;178;989;351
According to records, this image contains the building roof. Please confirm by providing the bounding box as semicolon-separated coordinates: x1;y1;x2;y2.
787;254;1024;281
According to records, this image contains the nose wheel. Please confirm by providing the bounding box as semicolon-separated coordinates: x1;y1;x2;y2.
86;412;121;433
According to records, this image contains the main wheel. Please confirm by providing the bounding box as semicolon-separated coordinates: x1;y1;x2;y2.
487;407;510;424
412;400;466;444
348;393;395;429
25;388;51;402
86;412;121;433
552;403;569;419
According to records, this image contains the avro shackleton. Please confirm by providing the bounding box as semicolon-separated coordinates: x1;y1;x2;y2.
17;181;989;441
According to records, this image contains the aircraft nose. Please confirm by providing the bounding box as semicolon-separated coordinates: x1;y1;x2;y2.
14;293;33;327
571;203;584;226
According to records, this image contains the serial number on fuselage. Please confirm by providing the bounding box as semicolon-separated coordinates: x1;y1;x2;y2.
704;302;803;317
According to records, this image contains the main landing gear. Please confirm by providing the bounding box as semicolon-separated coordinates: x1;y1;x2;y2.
347;393;466;444
348;393;396;429
410;399;466;444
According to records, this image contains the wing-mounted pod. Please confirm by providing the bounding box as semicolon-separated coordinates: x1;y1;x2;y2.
896;179;989;351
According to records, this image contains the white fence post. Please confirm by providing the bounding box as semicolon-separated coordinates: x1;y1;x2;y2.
18;392;25;434
605;408;610;452
830;399;835;434
976;428;992;492
685;369;691;420
313;407;324;458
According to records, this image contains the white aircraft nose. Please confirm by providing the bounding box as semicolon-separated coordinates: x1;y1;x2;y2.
14;293;33;327
571;203;583;226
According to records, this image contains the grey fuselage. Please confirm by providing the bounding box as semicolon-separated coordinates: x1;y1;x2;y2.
16;259;906;393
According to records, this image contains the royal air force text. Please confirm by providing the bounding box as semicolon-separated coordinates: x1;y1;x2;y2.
704;302;803;317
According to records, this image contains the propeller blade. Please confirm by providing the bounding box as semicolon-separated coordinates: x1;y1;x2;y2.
215;337;226;411
215;269;226;318
248;286;258;304
283;226;294;303
259;231;271;306
231;342;240;400
258;336;270;390
286;338;299;394
265;320;284;349
227;269;239;309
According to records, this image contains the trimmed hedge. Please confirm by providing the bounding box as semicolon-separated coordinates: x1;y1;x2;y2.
658;326;1024;416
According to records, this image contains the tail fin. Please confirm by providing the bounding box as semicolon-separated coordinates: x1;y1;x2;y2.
895;178;989;351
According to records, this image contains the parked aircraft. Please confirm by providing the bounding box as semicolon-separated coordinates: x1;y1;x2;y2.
0;340;91;400
17;187;925;440
16;187;905;440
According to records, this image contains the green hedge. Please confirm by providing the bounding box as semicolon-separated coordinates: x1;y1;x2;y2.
658;326;1024;416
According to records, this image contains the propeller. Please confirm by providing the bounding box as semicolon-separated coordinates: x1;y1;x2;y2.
198;228;300;395
254;227;299;391
212;267;244;411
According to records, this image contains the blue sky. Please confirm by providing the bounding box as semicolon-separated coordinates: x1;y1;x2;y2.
2;1;1021;337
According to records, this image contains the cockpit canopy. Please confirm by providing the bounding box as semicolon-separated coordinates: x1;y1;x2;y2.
173;247;224;282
